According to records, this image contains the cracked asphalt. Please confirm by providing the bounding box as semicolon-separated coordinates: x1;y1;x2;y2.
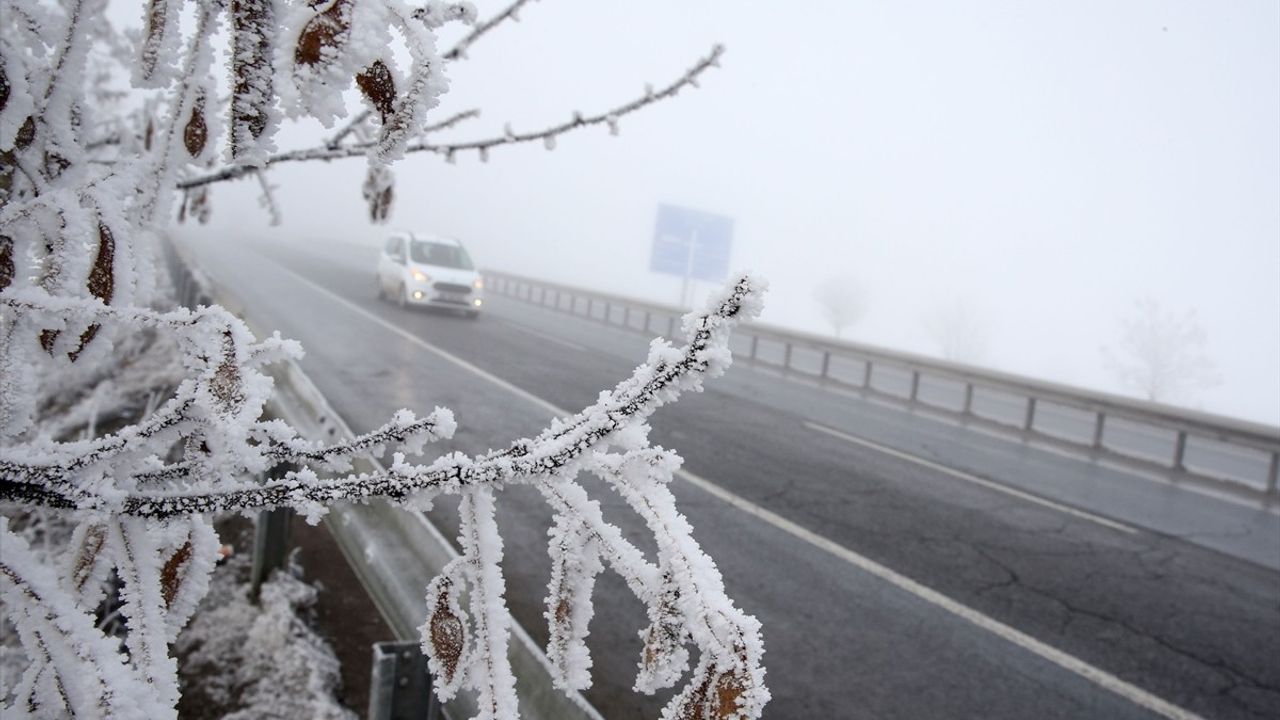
183;231;1280;720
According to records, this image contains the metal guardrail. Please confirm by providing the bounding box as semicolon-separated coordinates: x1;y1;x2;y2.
482;269;1280;506
164;240;604;720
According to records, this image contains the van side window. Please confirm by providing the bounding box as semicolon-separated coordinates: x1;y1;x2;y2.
384;237;400;255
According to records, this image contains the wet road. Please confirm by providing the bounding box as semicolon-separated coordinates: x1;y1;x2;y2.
180;230;1280;720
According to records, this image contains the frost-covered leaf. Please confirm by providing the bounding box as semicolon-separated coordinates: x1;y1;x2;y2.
421;558;470;700
229;0;278;165
545;515;602;691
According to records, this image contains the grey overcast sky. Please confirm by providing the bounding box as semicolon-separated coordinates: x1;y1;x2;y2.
158;1;1279;424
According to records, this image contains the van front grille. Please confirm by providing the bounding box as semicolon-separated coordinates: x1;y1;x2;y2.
433;282;472;295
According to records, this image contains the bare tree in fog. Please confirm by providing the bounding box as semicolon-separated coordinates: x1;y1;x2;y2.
923;296;988;364
813;275;867;339
0;1;768;718
1103;298;1220;403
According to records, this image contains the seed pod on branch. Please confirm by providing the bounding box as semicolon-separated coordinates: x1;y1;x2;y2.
160;541;192;608
361;165;393;223
188;186;212;224
0;235;13;291
66;221;116;362
357;59;396;123
65;523;110;601
136;0;181;87
294;0;350;66
668;657;755;720
545;517;603;690
160;519;221;639
15;115;35;150
367;10;446;164
0;49;34;150
207;330;245;414
421;562;471;700
635;574;689;692
229;0;278;164
183;91;208;159
287;0;353;124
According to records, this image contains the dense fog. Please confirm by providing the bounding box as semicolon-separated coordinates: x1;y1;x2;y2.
171;1;1278;425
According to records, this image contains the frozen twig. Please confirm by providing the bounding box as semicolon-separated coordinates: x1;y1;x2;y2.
179;45;725;190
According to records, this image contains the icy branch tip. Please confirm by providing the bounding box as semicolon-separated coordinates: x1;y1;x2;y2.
703;272;769;322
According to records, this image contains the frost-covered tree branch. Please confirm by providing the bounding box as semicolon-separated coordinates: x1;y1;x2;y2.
177;43;725;191
2;275;762;518
0;0;765;717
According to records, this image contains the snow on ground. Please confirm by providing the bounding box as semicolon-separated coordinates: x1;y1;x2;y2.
0;511;357;719
175;549;357;720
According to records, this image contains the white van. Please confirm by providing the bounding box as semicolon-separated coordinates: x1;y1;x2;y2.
376;232;484;318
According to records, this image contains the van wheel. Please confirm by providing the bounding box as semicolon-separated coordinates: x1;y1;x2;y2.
397;284;408;309
376;278;385;301
464;310;480;320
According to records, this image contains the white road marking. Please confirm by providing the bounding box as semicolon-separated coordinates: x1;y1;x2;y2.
273;264;566;419
490;317;589;352
804;421;1139;535
273;260;1202;720
676;466;1204;720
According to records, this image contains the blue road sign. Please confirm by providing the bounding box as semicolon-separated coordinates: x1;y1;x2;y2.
650;204;733;282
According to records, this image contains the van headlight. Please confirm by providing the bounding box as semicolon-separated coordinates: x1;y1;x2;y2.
411;270;429;283
473;278;484;289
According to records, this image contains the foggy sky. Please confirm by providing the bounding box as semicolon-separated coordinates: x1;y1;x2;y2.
166;1;1278;424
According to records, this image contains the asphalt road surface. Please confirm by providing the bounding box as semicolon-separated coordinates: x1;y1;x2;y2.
179;230;1280;720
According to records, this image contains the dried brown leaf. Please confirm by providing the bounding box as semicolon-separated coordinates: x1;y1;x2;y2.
230;0;275;156
183;93;207;158
356;60;396;121
86;221;115;302
294;0;350;67
428;578;466;684
15;116;35;150
66;221;115;362
0;235;13;292
138;0;171;82
362;167;394;223
160;541;193;607
209;331;244;413
69;525;107;594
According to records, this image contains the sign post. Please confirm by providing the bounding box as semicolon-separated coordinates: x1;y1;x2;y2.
650;204;734;307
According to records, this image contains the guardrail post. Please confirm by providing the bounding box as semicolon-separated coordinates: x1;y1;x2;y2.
1173;431;1188;471
250;504;293;602
783;343;793;370
820;351;831;379
909;371;920;402
1092;413;1106;449
604;301;611;324
623;306;631;329
368;641;437;720
586;298;593;318
1023;398;1037;432
962;384;974;415
749;335;759;360
668;315;677;338
862;361;873;389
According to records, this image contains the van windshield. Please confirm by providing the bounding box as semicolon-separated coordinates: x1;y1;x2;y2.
409;240;473;270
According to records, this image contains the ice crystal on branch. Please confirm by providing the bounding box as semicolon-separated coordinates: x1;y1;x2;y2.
1;0;762;716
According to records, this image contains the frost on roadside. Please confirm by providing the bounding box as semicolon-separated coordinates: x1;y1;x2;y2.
176;553;355;720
